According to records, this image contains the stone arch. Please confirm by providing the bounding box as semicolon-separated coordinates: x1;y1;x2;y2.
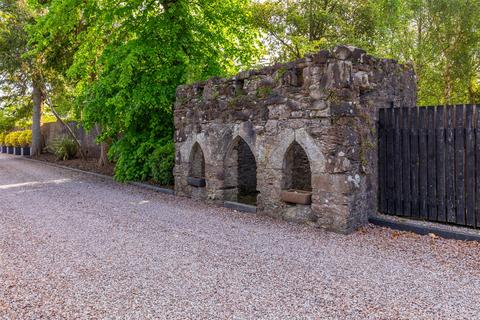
223;136;258;205
268;128;325;174
188;142;205;178
179;134;212;167
282;141;312;191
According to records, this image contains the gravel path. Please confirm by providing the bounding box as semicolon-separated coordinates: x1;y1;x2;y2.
1;154;480;319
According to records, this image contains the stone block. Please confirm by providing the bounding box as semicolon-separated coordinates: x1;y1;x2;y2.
311;99;327;110
312;174;351;194
281;190;312;205
187;176;206;188
282;204;316;223
333;45;354;60
313;50;332;64
330;102;356;116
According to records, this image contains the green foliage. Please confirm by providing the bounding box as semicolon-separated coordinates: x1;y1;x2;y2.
3;0;479;184
0;0;50;155
148;139;175;186
32;0;262;182
47;136;78;160
6;131;22;147
253;0;381;61
17;131;26;147
11;132;19;147
2;130;33;147
0;104;32;132
4;133;12;146
0;9;37;131
254;0;480;105
256;86;273;98
18;130;32;147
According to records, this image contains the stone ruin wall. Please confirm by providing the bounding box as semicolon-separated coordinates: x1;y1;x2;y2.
174;46;416;233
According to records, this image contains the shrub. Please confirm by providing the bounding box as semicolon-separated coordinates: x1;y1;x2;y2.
4;133;12;146
8;132;16;147
0;133;5;145
6;132;15;147
18;130;32;147
6;131;22;147
17;132;25;147
14;131;23;147
47;136;78;160
24;130;32;147
4;133;10;146
148;139;175;186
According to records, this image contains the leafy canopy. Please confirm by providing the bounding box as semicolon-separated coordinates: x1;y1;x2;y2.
253;0;480;105
32;0;262;181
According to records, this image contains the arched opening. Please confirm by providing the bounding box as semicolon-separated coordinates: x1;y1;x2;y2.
224;137;258;205
282;141;312;205
188;142;206;188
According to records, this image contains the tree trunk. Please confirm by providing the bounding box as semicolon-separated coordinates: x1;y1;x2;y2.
98;142;108;167
95;124;108;167
31;84;42;156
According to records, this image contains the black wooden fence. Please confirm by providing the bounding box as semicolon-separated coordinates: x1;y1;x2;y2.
378;105;480;228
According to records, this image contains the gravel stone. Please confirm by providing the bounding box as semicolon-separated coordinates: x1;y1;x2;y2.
1;154;480;319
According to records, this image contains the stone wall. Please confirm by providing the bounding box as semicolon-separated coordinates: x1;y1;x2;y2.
173;45;416;233
41;121;101;158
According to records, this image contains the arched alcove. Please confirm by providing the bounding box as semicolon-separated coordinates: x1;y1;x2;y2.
189;142;205;178
224;137;258;205
187;142;206;188
283;141;312;191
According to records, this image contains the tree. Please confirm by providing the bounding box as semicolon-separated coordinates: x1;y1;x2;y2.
416;0;480;105
0;0;42;155
253;0;381;62
31;0;262;182
254;0;480;105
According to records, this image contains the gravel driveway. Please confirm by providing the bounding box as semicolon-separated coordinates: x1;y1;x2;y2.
1;154;480;319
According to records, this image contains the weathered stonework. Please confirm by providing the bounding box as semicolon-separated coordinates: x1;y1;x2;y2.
174;46;416;234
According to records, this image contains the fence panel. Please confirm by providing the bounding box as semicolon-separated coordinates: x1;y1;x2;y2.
386;108;395;214
436;106;446;222
454;106;465;225
418;108;428;219
378;105;480;228
402;108;411;217
465;105;475;226
427;107;436;220
445;106;456;223
378;109;386;214
476;105;480;225
410;109;420;218
394;110;403;215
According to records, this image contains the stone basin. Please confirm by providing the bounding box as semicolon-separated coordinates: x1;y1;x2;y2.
187;176;206;188
281;190;312;205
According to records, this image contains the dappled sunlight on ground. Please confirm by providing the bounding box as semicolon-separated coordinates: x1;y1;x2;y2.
0;178;71;190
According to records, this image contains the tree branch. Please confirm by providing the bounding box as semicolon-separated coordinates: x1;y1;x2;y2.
42;89;87;160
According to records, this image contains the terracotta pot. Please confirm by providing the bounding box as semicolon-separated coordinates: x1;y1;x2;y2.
281;190;312;205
